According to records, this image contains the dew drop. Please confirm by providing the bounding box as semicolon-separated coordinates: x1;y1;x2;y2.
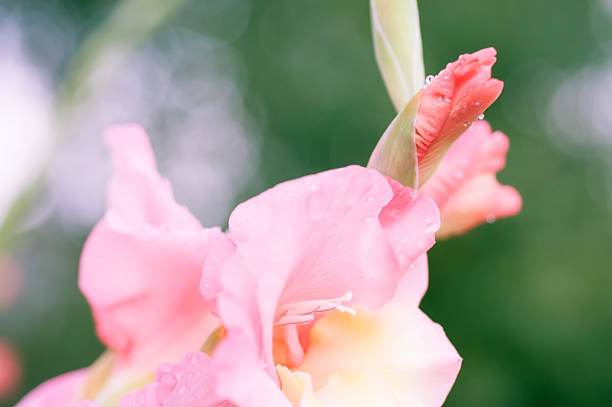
160;373;177;386
424;223;438;234
424;75;435;86
486;214;496;224
478;113;485;120
306;194;325;220
362;217;376;225
453;169;465;180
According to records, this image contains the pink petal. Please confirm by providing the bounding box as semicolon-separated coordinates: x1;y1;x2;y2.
416;48;504;184
104;124;201;231
391;254;429;307
204;165;439;404
299;306;462;407
420;121;522;237
119;352;229;407
0;339;21;401
315;370;400;407
15;370;87;407
379;178;439;272
79;124;229;367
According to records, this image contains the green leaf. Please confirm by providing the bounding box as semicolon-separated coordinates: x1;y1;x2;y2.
367;91;421;189
370;0;425;112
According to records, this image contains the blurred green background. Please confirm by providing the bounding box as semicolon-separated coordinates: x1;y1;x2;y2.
1;0;611;406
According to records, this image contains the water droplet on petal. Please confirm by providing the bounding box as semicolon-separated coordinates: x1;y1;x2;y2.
306;194;325;220
160;373;177;386
424;75;435;85
486;214;496;223
362;216;377;225
453;169;465;180
478;113;485;120
424;223;438;234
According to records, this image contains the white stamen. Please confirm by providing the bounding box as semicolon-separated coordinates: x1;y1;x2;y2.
275;291;356;326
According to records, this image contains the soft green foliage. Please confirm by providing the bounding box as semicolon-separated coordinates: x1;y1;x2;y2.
56;0;186;118
1;1;611;407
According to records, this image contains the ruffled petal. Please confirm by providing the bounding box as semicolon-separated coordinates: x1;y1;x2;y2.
420;121;522;237
277;367;320;407
278;368;401;407
379;178;439;272
225;166;401;308
315;370;399;407
416;48;503;184
391;254;429;307
297;305;461;407
119;352;228;407
77;125;231;404
79;125;227;365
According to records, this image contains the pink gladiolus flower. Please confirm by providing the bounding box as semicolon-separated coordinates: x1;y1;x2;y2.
17;128;462;407
79;125;229;370
416;47;504;185
18;124;233;406
199;166;459;405
420;120;522;237
0;339;21;401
